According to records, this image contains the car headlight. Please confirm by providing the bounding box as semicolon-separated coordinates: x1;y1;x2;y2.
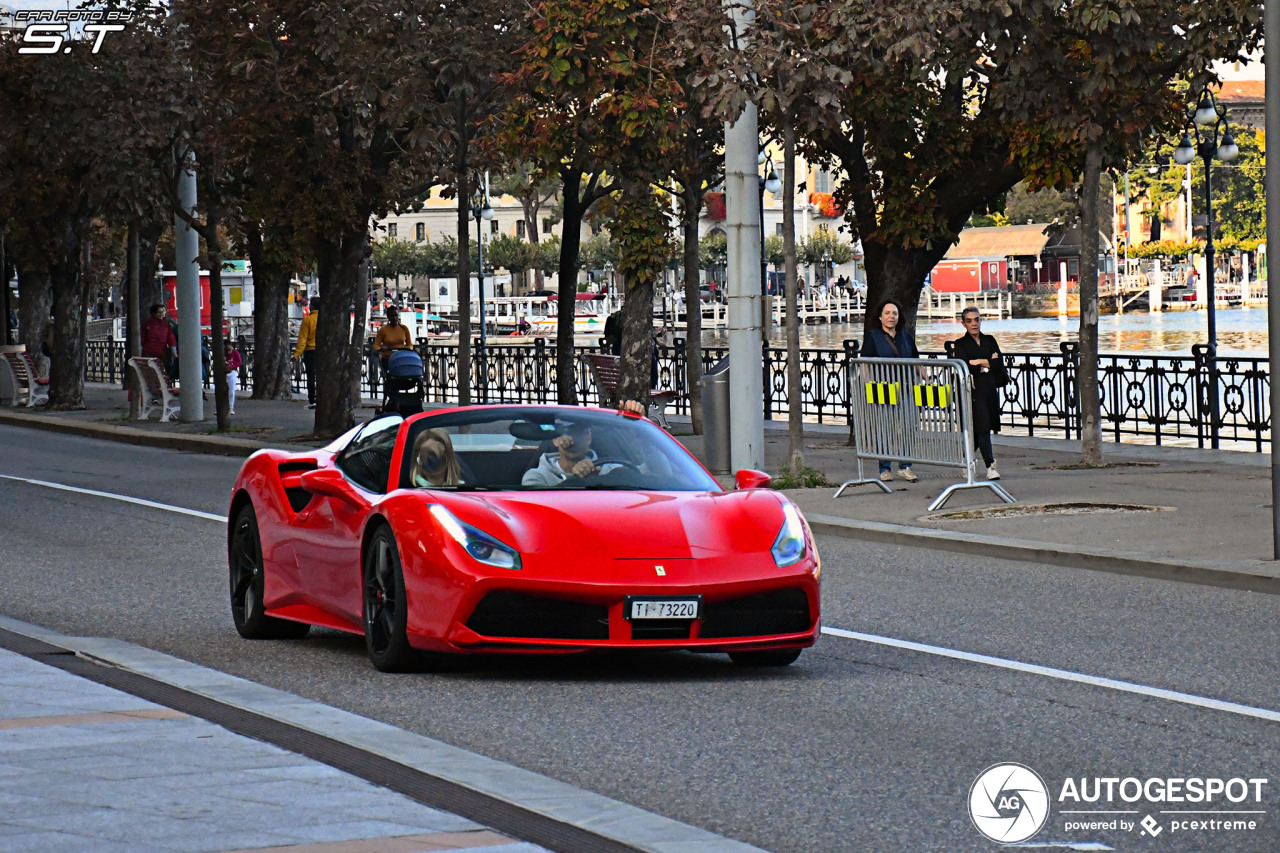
771;503;807;568
429;505;522;570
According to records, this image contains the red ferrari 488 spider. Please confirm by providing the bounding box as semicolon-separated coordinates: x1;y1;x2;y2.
227;405;821;671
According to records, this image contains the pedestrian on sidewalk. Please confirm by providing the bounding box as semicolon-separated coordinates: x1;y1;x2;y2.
140;304;176;374
223;341;242;415
953;307;1006;480
860;298;918;483
373;306;413;378
293;296;319;409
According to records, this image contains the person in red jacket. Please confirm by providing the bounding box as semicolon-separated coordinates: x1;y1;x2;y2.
140;304;176;367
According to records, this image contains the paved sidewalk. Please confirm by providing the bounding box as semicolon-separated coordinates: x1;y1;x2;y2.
2;382;1279;590
0;645;541;853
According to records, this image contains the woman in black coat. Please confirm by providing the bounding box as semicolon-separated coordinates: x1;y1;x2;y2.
860;299;919;483
952;307;1005;479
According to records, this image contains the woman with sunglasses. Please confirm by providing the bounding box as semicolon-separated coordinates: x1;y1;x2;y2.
952;307;1006;480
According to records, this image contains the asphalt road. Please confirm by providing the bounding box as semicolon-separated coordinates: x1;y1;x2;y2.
2;424;1279;852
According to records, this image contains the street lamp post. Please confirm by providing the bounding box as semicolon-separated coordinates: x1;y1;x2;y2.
472;182;495;400
1174;86;1238;449
758;151;781;332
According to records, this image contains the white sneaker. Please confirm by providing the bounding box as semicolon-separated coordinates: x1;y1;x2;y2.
879;470;893;482
987;463;1000;480
898;468;918;483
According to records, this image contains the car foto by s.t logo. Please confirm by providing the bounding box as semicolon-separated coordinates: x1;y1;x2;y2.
969;763;1051;843
11;8;132;56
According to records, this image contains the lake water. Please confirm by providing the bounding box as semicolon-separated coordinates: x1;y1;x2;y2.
705;308;1271;356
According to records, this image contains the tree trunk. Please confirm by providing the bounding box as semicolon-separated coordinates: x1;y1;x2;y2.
859;245;935;344
127;223;141;420
556;171;584;405
681;185;703;434
617;274;653;406
1078;138;1104;466
139;219;165;309
47;221;89;408
17;264;51;365
245;225;294;400
204;211;229;432
313;229;366;437
783;124;802;475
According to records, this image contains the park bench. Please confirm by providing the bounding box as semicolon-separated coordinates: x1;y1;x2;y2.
127;356;179;422
1;350;49;408
581;352;677;430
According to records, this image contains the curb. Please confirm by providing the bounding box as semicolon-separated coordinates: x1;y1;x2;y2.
0;412;283;457
0;615;765;853
805;514;1280;595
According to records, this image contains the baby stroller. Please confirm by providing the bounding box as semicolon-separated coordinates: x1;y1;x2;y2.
381;349;424;416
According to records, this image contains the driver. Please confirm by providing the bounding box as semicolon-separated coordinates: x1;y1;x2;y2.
521;421;619;487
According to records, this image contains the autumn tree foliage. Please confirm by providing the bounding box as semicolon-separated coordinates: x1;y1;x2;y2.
728;0;1257;344
172;0;459;436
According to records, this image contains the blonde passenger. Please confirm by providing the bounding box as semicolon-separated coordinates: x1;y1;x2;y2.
410;428;462;487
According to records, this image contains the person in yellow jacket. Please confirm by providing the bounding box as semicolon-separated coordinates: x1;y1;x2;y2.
292;296;319;409
373;306;413;381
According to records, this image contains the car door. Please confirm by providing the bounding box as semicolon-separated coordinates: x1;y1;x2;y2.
292;415;403;627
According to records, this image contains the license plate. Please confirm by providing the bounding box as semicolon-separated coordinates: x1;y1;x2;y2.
628;597;701;620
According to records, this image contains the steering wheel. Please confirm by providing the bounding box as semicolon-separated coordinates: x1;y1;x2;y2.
572;458;645;482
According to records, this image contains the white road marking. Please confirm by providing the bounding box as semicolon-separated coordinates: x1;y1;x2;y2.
0;475;226;523
822;626;1280;724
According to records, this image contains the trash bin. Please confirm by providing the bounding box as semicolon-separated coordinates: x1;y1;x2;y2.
701;357;731;474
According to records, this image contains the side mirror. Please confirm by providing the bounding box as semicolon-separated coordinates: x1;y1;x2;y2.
300;468;362;503
734;469;772;490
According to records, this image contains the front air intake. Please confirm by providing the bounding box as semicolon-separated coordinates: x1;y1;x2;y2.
466;591;609;640
699;589;812;639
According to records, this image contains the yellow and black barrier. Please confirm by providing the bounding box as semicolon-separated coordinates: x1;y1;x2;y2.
865;381;898;406
837;356;1015;510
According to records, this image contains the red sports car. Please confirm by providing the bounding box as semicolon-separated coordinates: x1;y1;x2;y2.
227;405;821;671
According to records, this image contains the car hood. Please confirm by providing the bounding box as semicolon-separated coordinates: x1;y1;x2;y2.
443;489;787;560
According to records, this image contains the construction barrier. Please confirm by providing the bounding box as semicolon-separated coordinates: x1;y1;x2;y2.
834;357;1014;510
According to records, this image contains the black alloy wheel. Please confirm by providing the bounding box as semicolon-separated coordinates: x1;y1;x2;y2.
229;504;310;640
728;649;803;667
363;525;416;672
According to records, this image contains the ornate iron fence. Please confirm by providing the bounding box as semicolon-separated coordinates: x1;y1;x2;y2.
82;338;1270;450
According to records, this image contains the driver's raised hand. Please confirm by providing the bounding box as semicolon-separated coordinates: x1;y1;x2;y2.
553;434;575;452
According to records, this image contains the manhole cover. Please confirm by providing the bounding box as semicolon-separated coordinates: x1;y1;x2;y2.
921;502;1174;521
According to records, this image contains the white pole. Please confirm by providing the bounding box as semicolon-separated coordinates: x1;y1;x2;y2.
723;0;764;472
1149;259;1162;314
174;149;203;421
1057;261;1068;317
1267;0;1280;556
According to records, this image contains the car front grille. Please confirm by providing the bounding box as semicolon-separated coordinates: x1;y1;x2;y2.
466;591;609;640
699;588;812;639
630;620;692;641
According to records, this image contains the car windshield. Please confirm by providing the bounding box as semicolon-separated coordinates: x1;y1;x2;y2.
399;407;720;492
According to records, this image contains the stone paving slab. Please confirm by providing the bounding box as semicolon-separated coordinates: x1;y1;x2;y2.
0;647;541;853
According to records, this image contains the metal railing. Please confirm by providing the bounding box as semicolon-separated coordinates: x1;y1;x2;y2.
82;338;1270;451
